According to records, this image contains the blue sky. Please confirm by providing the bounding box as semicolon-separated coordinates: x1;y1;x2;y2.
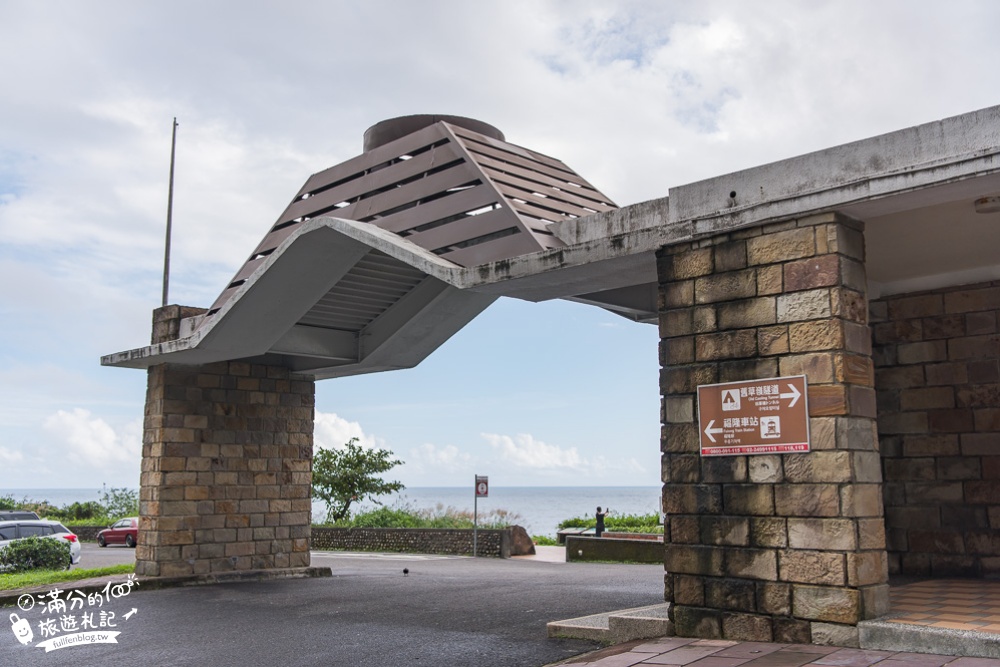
1;1;999;489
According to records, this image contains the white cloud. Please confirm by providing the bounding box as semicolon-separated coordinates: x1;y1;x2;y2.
482;432;647;480
41;408;142;466
482;432;587;470
0;446;24;464
313;411;383;451
408;443;473;474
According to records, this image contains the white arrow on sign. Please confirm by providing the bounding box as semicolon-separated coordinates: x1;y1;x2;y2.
703;419;725;443
780;384;801;408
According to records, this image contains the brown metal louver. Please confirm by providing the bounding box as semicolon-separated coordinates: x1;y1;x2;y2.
206;115;617;316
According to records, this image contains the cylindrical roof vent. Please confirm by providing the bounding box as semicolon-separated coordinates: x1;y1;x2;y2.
363;115;504;152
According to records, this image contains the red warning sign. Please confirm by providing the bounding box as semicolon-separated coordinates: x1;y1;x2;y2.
697;375;810;457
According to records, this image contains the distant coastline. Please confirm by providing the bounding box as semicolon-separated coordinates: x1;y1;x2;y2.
3;486;662;537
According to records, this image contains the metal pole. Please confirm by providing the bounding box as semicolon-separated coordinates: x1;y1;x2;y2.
162;117;178;307
473;475;478;558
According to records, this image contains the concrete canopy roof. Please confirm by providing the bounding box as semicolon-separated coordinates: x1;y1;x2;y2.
103;105;1000;379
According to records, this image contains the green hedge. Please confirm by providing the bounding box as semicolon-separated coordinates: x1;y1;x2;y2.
0;536;72;573
558;511;663;534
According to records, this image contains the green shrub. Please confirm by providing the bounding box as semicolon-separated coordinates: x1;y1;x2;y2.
558;511;663;534
324;500;522;530
0;494;17;511
46;501;106;522
0;537;71;573
100;486;139;520
533;535;559;546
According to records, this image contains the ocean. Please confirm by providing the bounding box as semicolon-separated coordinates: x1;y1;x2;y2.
3;486;662;537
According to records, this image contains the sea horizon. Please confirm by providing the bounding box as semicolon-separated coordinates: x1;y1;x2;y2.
3;485;663;537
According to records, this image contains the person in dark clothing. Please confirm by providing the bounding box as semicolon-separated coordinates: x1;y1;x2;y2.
595;506;607;537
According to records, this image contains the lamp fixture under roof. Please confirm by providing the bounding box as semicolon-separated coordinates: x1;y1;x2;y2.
974;195;1000;214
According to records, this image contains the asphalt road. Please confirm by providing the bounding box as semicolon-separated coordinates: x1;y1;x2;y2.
73;541;136;569
7;551;664;667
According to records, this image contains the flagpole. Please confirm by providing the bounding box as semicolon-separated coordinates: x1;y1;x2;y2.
162;117;178;307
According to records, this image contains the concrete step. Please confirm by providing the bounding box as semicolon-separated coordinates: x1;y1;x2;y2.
547;603;673;644
859;618;1000;659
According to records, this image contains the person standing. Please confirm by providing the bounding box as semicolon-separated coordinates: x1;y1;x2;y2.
595;506;607;537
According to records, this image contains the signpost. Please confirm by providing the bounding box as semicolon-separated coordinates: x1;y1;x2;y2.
473;475;488;557
697;375;810;456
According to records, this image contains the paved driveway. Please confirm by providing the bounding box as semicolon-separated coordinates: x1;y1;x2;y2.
6;551;664;667
72;541;136;570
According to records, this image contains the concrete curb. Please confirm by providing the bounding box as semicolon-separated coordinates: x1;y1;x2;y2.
859;618;1000;659
0;566;332;608
547;603;673;644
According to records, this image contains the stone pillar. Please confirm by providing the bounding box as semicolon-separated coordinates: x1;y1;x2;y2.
872;280;1000;578
658;213;888;647
136;306;315;577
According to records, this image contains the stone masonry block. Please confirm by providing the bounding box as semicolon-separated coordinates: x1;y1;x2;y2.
792;585;861;624
756;581;791;616
788;518;858;551
722;613;773;642
831;288;868;324
773;484;841;517
700;517;750;546
747;227;816;266
663;396;694;423
695;270;757;304
840;484;883;518
758;325;789;356
725;548;778;581
789;320;844;353
674;575;706;605
777;289;832;322
661;248;714;280
847;551;888;587
808;385;847;416
705;578;756;610
779;550;846;586
664;485;723;514
783;255;840;293
696;330;757;361
748;456;783;484
715;241;748;272
810;623;860;648
780;353;835;383
826;222;865;261
672;606;723;639
783;451;853;483
750;518;788;548
717;297;777;330
857;519;886;550
665;545;726;576
756;265;784;296
723;485;774;516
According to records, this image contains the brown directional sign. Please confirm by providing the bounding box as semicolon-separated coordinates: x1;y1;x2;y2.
697;375;810;457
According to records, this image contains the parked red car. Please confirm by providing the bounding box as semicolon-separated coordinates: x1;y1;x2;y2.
97;517;138;548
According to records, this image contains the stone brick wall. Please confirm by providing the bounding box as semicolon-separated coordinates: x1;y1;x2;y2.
312;527;513;558
566;535;663;563
658;213;887;647
138;307;316;577
872;280;1000;577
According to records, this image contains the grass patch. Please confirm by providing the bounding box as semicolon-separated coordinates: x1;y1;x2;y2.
558;511;663;534
316;501;522;530
532;535;560;546
0;564;135;591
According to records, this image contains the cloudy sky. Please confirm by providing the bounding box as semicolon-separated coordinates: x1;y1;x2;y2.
2;1;998;491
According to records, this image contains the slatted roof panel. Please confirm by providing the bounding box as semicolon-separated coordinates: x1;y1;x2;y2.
204;117;618;322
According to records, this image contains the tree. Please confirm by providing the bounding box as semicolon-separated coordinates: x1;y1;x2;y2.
312;438;404;523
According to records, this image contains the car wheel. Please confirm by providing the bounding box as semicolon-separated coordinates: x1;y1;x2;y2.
125;535;136;548
98;536;106;547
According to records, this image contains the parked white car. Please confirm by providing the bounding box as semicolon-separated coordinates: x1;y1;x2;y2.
0;519;82;567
